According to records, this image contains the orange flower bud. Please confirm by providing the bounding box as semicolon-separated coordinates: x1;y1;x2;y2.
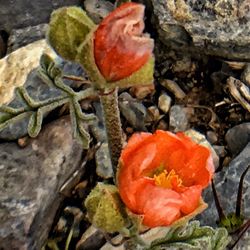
94;2;154;82
117;130;214;227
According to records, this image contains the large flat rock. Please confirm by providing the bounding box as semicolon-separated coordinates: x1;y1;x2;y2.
152;0;250;61
0;0;80;32
0;116;84;249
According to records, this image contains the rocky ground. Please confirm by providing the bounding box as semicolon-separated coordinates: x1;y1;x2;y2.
0;0;249;250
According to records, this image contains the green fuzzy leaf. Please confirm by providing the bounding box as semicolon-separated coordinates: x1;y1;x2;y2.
84;183;128;233
69;102;91;149
109;56;155;90
149;221;230;250
0;54;96;149
39;54;62;86
76;32;107;89
47;6;96;61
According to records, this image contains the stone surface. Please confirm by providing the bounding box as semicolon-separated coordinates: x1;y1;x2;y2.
0;0;80;32
241;63;250;87
206;131;218;144
152;0;250;60
0;116;84;250
213;145;226;158
225;123;250;155
7;24;48;53
0;39;54;105
169;105;190;132
118;92;147;131
158;92;171;113
95;142;113;179
84;0;114;23
160;79;186;100
129;85;155;100
199;142;250;225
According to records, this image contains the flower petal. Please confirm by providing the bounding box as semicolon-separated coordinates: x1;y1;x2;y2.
177;145;213;187
117;130;214;228
136;183;182;227
94;2;154;82
120;132;151;164
179;185;202;214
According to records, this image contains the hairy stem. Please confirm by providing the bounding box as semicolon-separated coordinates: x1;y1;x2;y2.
100;88;123;176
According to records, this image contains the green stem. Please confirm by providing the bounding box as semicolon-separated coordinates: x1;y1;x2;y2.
100;88;123;176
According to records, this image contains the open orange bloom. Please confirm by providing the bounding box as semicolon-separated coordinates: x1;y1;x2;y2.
94;2;154;82
117;130;214;227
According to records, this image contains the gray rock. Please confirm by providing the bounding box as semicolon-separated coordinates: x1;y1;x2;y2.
241;63;250;87
0;40;54;105
0;116;84;250
169;105;190;132
118;92;147;131
158;92;171;113
89;102;107;143
152;0;250;60
160;79;186;100
95;142;113;179
84;0;114;23
206;131;218;144
198;142;250;228
225;123;250;155
213;145;226;158
7;24;48;53
0;0;80;32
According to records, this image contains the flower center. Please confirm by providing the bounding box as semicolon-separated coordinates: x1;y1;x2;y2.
153;169;183;189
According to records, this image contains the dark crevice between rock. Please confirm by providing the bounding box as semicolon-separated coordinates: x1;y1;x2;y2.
0;30;8;58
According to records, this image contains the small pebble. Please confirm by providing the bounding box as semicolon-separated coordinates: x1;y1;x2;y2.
84;0;114;23
147;105;161;123
169;105;189;132
129;84;155;99
206;131;218;144
119;92;147;130
95;143;113;179
160;79;186;99
158;93;171;113
225;122;250;155
224;60;246;70
171;57;193;73
157;120;168;130
241;63;250;87
17;136;30;148
213;145;226;158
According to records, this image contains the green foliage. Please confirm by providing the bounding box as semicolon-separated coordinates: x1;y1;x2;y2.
148;221;230;250
0;54;95;148
84;183;128;233
219;214;244;234
47;6;96;61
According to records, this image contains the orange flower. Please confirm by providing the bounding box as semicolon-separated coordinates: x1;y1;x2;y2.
94;2;154;82
117;130;214;227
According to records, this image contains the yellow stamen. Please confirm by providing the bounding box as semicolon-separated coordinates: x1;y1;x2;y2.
154;169;182;189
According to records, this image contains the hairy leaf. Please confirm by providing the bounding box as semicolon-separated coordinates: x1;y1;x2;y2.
0;54;96;149
148;221;230;250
